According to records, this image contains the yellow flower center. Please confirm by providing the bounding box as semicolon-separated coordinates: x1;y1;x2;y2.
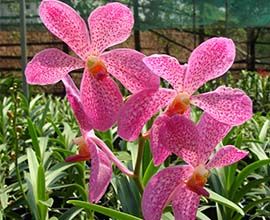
185;164;210;196
86;55;108;80
165;92;190;116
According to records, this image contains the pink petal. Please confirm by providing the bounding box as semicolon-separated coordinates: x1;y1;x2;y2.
172;185;200;220
206;145;248;170
89;141;112;203
62;75;92;132
101;49;160;93
80;69;123;131
39;0;91;60
196;113;232;164
163;115;202;167
191;86;253;125
143;54;186;91
184;37;235;94
149;114;172;166
25;48;84;85
65;154;89;163
118;88;176;141
88;2;133;53
142;165;193;220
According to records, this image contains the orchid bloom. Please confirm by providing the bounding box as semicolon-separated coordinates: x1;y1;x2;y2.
62;75;133;203
25;0;159;131
118;38;252;152
142;113;248;220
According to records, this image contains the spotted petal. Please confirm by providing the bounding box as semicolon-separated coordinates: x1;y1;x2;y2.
142;165;193;220
191;86;253;125
172;185;201;220
101;49;160;93
62;75;92;132
89;140;112;203
150;114;172;166
80;69;123;131
143;54;186;91
118;88;176;141
163;115;202;167
39;0;91;60
206;145;248;170
184;37;235;94
89;2;133;53
25;48;84;85
196;113;232;164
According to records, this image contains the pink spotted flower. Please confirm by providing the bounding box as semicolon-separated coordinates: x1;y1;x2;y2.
62;75;133;203
26;0;159;131
142;113;248;220
118;37;252;165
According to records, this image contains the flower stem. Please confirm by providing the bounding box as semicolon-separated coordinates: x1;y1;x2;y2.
133;136;145;194
12;87;28;206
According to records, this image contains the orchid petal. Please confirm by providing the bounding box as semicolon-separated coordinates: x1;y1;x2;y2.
25;48;84;85
118;88;176;141
163;115;202;167
196;113;232;164
39;0;91;60
172;185;200;220
80;69;123;131
101;49;160;93
89;143;112;203
206;145;248;170
89;2;133;53
142;165;193;220
143;54;186;91
191;86;253;125
62;75;92;132
184;37;235;94
150;114;172;166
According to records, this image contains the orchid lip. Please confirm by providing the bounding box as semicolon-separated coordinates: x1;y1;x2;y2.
86;55;109;80
185;164;210;196
165;92;190;116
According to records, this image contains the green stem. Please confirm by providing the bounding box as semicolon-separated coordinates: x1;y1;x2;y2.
133;136;145;194
12;89;28;205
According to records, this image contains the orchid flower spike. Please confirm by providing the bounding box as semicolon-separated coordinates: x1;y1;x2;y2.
25;0;159;131
62;75;133;203
142;114;248;220
118;38;252;149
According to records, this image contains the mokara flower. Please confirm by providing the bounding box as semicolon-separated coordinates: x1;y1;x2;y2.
62;75;133;203
142;113;248;220
25;0;159;131
118;38;253;150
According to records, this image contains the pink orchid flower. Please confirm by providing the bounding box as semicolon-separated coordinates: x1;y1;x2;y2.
62;75;133;203
142;113;248;220
25;0;159;131
118;38;252;147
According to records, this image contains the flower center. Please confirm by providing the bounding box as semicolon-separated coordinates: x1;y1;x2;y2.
86;55;108;80
165;92;190;116
185;164;210;196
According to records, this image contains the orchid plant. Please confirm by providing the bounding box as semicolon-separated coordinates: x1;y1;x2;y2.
25;0;253;219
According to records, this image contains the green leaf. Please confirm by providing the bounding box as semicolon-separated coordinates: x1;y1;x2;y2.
27;118;41;159
67;200;142;220
207;189;245;216
59;207;83;220
27;148;39;193
142;159;160;186
230;159;270;193
259;119;270;142
233;177;270;202
196;210;211;220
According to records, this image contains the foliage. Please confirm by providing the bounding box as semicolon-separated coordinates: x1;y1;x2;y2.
0;76;269;219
